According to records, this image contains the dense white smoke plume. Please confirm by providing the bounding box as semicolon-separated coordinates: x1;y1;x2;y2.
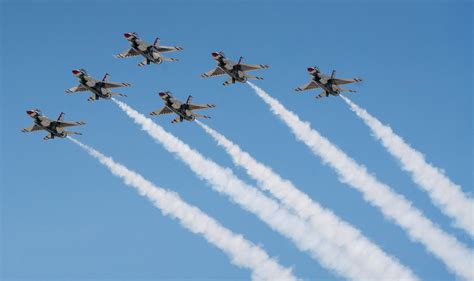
247;82;474;280
68;137;297;281
196;120;418;281
112;99;414;280
341;95;474;237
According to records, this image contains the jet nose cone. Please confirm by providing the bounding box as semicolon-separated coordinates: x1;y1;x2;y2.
159;92;166;97
72;69;81;75
307;67;315;72
26;110;35;115
211;52;219;58
124;33;132;38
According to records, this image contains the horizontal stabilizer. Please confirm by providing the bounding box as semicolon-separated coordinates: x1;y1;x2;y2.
65;131;82;135
246;75;264;80
339;88;357;93
193;113;211;119
223;79;233;86
138;59;149;67
43;133;53;140
162;57;178;62
171;116;183;124
110;93;128;97
316;91;329;99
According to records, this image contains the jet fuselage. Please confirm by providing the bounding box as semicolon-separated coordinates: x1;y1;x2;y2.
129;38;162;64
27;111;66;138
162;97;195;122
78;75;112;99
214;55;246;83
311;73;339;96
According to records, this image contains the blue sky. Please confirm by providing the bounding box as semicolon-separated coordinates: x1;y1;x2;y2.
1;0;472;280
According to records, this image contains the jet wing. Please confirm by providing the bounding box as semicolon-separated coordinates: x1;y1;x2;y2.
295;81;319;92
65;84;88;93
102;82;132;89
56;121;86;128
201;67;225;78
114;48;140;58
155;45;183;53
332;78;362;85
150;106;174;116
21;124;43;133
188;104;216;111
239;64;269;72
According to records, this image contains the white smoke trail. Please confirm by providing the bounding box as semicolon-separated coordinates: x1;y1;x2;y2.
111;99;409;280
68;137;297;281
196;120;418;281
341;95;474;237
246;82;474;280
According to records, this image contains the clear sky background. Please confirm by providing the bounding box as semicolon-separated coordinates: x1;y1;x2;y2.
1;0;472;280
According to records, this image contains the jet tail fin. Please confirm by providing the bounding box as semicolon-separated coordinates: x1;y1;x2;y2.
153;37;160;47
186;95;193;105
57;112;65;121
102;73;110;82
237;56;244;65
331;70;336;80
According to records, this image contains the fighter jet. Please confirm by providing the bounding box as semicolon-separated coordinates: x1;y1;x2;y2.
295;66;362;99
21;109;85;140
150;91;216;124
65;69;131;102
201;52;269;86
115;32;183;67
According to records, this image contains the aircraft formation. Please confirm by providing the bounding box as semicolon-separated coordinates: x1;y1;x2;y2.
22;32;362;139
18;32;474;281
